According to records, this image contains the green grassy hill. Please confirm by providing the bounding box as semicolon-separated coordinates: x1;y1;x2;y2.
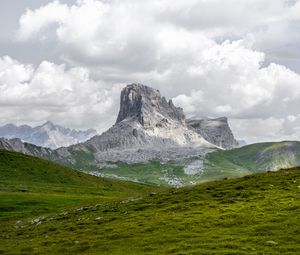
1;165;299;254
75;141;300;186
206;141;300;173
0;150;161;221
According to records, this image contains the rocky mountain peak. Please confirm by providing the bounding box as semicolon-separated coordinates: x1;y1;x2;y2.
41;121;56;130
186;117;239;149
116;83;185;128
0;83;242;164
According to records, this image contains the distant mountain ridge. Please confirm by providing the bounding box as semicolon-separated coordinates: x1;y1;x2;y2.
0;121;97;149
0;137;60;162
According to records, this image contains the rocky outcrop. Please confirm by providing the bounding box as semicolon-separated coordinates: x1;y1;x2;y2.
59;84;217;163
116;84;185;127
0;84;240;165
186;117;238;149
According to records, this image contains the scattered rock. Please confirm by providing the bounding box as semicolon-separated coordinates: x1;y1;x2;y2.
75;206;96;212
121;197;143;204
18;188;28;192
266;240;278;245
31;217;45;225
183;160;204;175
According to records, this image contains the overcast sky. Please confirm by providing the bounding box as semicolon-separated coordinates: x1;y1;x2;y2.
1;0;300;143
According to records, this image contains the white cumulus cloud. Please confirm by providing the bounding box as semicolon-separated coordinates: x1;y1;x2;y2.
5;0;300;143
0;55;121;131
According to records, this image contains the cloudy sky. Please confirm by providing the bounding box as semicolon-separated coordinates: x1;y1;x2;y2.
1;0;300;143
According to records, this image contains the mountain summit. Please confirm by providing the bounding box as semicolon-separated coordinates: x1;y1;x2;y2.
116;84;185;127
58;84;220;163
0;84;239;164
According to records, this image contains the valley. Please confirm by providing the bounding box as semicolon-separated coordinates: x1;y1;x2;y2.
1;2;300;254
74;141;300;187
1;84;300;187
0;84;299;254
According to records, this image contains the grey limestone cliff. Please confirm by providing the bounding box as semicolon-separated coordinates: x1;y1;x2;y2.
58;84;217;163
0;84;241;165
186;117;239;149
116;84;185;127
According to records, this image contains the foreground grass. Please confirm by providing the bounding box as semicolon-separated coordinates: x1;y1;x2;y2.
1;165;299;254
0;150;162;221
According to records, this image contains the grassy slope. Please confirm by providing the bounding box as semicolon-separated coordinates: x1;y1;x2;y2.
70;149;200;186
206;141;300;173
0;150;162;221
92;161;196;186
1;166;299;254
70;141;300;186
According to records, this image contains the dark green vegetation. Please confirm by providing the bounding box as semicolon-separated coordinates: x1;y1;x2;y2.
72;141;300;187
0;150;161;220
0;148;299;254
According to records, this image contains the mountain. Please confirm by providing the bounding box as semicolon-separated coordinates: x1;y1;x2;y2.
57;83;219;164
0;137;56;159
0;121;97;149
186;117;239;149
1;84;300;187
0;84;241;165
1;136;299;187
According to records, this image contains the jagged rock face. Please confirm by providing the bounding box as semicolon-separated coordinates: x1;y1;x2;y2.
62;84;216;163
0;84;240;165
116;84;185;127
0;121;97;149
186;117;239;149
